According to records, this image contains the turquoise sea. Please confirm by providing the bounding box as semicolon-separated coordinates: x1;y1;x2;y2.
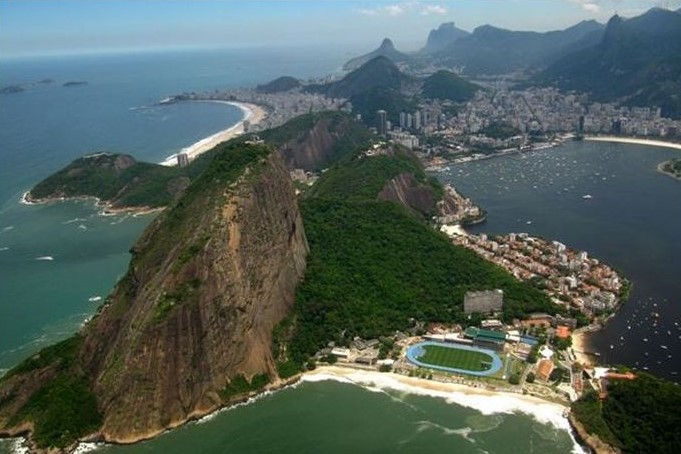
1;48;678;453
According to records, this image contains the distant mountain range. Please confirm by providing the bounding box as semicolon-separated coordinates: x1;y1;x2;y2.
431;19;604;74
337;7;680;117
539;8;681;117
420;22;469;54
343;38;411;71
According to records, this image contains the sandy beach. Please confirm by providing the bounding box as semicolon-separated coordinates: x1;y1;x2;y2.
585;136;681;151
303;366;574;433
160;101;267;167
571;331;596;367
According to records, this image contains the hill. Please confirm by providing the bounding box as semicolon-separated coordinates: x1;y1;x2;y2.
256;76;301;94
0;142;308;447
421;22;469;54
342;38;411;71
259;111;373;171
274;144;561;370
307;56;414;125
27;153;188;210
571;371;681;452
433;20;604;75
311;56;410;99
422;70;480;102
539;8;681;118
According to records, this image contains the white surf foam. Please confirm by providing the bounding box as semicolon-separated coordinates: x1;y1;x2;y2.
71;442;105;454
301;370;586;453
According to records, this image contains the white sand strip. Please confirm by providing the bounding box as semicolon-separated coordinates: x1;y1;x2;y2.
160;101;267;167
585;136;681;151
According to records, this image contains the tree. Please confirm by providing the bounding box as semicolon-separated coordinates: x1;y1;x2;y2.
526;372;536;383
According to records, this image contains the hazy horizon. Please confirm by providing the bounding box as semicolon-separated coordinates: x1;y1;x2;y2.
1;0;680;59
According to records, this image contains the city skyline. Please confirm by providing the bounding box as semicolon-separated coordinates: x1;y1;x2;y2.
1;0;680;58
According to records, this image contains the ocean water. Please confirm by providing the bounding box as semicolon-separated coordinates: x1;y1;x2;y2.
0;47;348;373
438;142;681;381
1;49;671;453
93;379;577;454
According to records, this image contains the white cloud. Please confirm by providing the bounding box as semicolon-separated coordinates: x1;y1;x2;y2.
386;5;406;16
420;5;447;15
568;0;602;14
357;4;406;17
357;2;446;18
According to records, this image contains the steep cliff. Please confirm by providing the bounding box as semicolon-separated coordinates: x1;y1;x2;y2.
0;143;308;447
261;111;372;171
377;172;438;220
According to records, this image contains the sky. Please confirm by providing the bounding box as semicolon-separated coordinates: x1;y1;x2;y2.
1;0;680;58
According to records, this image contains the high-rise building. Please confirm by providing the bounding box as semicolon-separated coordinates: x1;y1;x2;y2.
399;112;407;129
406;113;412;129
376;110;387;136
414;110;421;130
177;152;189;168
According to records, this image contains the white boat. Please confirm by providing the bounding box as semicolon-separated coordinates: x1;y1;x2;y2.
35;256;54;261
582;194;593;199
88;296;102;303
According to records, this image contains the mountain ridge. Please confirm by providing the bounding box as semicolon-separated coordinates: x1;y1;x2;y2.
342;38;411;71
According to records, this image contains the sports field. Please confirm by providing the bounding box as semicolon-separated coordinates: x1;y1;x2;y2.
418;344;492;371
406;341;503;376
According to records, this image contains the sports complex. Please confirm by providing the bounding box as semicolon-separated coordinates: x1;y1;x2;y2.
406;341;503;376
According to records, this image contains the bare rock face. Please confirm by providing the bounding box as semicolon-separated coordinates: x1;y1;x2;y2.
0;146;308;446
378;172;437;219
79;149;308;442
279;117;335;171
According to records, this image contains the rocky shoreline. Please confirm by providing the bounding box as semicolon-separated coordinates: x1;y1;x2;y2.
20;191;163;217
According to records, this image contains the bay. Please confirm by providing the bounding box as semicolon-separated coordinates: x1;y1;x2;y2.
438;141;681;381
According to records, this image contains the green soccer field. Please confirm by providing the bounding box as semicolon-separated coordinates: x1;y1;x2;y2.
418;345;493;372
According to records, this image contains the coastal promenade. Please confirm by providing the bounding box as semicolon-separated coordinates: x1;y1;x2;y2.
160;101;267;167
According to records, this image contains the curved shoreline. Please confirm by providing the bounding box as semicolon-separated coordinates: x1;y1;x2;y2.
584;135;681;151
6;366;580;453
159;100;267;167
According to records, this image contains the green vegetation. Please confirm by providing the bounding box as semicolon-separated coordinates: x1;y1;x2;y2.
29;153;187;209
571;391;622;448
273;134;560;372
259;111;373;171
308;147;425;201
219;373;270;400
280;197;558;367
350;87;416;126
5;335;102;449
539;9;681;118
480;122;522;140
13;375;102;449
417;345;493;372
311;56;409;99
132;143;271;278
3;335;82;379
422;70;480;102
572;372;681;452
256;76;301;94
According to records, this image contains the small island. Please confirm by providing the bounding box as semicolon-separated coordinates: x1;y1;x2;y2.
62;80;88;87
658;158;681;181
